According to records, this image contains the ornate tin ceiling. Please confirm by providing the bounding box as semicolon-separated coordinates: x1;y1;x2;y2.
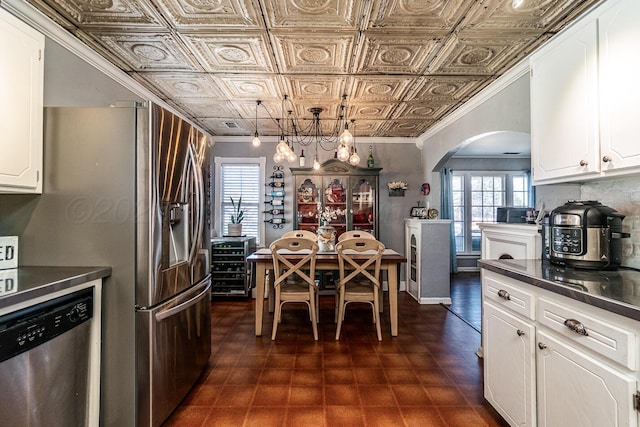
28;0;600;138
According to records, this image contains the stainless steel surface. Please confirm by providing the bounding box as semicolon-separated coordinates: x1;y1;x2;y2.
19;104;211;426
0;291;93;427
136;278;211;427
0;267;110;311
13;0;601;139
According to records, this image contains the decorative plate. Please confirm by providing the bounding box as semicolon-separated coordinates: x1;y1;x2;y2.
427;208;439;219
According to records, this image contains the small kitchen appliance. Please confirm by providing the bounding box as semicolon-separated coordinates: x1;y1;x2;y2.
549;200;630;270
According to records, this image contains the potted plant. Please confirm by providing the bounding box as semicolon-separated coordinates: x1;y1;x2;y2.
228;197;244;236
387;181;408;197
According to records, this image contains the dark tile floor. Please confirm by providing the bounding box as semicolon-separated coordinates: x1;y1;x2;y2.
163;272;507;427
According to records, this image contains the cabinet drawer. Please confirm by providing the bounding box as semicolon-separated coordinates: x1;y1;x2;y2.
537;297;636;370
483;271;535;320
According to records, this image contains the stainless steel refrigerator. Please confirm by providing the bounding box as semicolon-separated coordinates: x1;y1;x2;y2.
18;103;211;426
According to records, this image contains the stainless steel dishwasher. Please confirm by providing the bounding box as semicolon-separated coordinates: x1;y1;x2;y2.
0;288;94;427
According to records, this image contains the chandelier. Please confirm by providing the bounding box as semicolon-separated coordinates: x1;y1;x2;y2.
251;94;360;169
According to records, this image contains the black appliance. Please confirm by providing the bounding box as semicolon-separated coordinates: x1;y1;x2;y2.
549;200;630;270
496;207;531;223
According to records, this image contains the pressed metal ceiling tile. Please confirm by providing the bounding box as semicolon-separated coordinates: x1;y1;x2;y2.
369;0;476;30
285;77;347;102
350;76;415;102
172;98;240;118
406;76;486;101
181;32;277;73
215;74;284;101
427;32;537;75
140;73;226;98
461;0;602;32
152;0;262;29
392;101;452;120
91;32;202;71
28;0;165;28
271;32;356;74
261;0;362;29
356;33;441;74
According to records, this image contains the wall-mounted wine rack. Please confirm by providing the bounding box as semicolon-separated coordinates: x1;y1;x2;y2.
264;166;286;228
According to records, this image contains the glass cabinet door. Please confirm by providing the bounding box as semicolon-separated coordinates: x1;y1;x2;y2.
322;176;348;238
350;177;377;237
295;176;321;232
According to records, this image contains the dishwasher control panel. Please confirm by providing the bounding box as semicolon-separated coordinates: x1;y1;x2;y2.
0;289;93;363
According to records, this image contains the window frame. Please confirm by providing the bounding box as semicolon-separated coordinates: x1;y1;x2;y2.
214;156;266;245
453;170;531;254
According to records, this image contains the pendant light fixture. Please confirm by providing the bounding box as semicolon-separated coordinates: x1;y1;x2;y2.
252;100;261;147
252;94;358;166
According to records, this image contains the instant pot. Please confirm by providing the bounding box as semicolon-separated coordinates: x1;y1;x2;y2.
549;200;630;270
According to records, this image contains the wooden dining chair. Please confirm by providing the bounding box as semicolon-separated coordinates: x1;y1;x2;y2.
337;230;376;241
282;229;317;241
269;237;319;340
335;238;385;341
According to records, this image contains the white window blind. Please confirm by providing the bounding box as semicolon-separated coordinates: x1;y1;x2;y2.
215;157;265;244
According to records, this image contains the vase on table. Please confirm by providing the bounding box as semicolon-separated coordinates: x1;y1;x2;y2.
317;222;336;252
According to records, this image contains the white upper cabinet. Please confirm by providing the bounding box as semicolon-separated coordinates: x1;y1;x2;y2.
530;16;599;184
0;9;44;193
530;0;640;184
598;0;640;175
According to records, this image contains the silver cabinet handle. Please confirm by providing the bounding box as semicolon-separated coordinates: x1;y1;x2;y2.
538;342;547;350
579;160;588;166
517;329;525;336
497;289;511;300
564;318;588;336
602;156;611;163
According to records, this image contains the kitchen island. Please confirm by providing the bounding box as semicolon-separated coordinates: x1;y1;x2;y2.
478;259;640;427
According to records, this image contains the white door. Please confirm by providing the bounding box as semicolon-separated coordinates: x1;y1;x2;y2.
530;18;599;183
484;302;536;427
536;330;638;427
599;0;640;174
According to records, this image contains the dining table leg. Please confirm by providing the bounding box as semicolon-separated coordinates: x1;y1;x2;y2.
388;262;399;336
254;262;265;336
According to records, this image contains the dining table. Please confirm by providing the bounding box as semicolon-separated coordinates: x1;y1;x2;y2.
247;247;407;337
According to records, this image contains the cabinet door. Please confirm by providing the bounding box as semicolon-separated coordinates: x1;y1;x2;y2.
483;302;536;427
530;18;599;184
350;176;376;236
537;330;638;427
0;9;44;193
599;0;640;174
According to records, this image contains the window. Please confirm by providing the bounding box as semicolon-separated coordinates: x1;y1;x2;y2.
452;171;530;253
214;157;265;245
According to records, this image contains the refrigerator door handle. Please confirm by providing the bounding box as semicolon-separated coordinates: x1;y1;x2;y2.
187;142;204;265
155;281;210;322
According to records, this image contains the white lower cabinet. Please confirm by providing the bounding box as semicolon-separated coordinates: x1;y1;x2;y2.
482;269;640;427
537;330;637;427
484;301;536;427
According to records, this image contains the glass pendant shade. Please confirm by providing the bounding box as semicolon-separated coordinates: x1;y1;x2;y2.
313;155;321;170
273;152;284;163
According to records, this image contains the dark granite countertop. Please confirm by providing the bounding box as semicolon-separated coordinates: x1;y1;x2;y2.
478;259;640;322
0;266;111;311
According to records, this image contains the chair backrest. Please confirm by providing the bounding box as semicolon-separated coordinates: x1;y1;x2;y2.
269;237;318;288
282;230;317;241
335;238;385;288
337;230;376;242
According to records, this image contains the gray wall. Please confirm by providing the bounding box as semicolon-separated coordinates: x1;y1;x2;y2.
44;38;140;107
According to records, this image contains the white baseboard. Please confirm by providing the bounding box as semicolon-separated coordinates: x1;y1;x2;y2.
418;297;452;305
456;267;480;272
